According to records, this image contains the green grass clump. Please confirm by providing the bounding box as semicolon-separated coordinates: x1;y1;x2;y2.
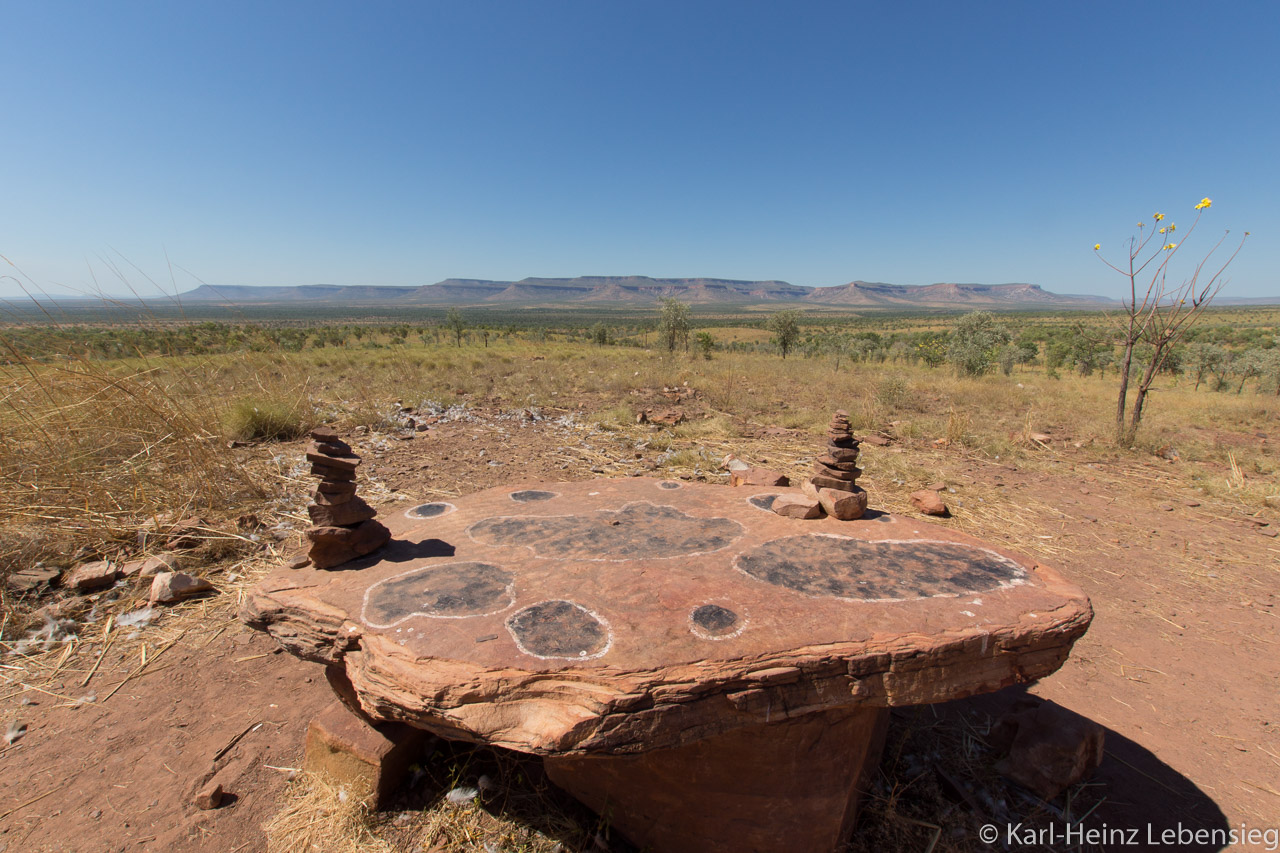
223;396;311;441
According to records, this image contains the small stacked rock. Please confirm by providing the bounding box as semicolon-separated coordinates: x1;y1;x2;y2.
304;427;390;569
800;411;869;520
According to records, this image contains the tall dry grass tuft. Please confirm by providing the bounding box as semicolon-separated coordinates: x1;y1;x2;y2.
0;336;270;594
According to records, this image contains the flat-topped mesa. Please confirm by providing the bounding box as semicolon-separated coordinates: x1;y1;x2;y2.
802;410;869;520
304;426;390;569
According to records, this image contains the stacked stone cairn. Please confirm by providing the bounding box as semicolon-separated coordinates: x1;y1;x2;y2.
804;411;869;519
304;427;391;569
772;410;869;521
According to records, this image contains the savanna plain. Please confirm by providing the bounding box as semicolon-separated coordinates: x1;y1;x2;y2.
1;303;1278;852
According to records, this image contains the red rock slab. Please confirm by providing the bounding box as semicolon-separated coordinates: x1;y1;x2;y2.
242;478;1092;756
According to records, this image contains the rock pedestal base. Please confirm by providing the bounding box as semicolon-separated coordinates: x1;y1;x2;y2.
304;701;430;808
544;706;889;853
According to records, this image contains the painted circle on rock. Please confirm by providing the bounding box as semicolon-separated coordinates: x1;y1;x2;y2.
658;481;682;490
689;603;746;640
506;600;611;660
735;534;1028;601
405;502;456;520
748;494;779;512
510;490;558;503
362;561;515;627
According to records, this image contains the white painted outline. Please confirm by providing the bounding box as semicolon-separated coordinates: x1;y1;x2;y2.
731;532;1031;604
404;501;457;521
505;599;614;661
464;500;745;563
508;489;560;503
688;599;750;641
360;561;516;629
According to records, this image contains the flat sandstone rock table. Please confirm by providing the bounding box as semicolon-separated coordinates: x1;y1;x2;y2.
243;478;1092;852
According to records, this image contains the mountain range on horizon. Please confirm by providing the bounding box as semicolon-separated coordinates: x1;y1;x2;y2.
176;276;1124;309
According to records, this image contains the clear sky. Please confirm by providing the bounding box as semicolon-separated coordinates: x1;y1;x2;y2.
2;1;1277;299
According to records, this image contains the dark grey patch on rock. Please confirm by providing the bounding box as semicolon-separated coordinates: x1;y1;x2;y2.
406;502;455;520
362;561;514;627
735;535;1027;601
468;502;743;561
748;494;779;512
506;600;610;659
690;604;740;638
510;490;558;503
658;481;682;490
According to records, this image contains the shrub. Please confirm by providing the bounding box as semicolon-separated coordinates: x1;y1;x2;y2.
947;311;1011;376
223;396;310;441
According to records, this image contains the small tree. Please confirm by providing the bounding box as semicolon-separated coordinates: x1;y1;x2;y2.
695;331;715;360
658;298;691;353
917;335;947;368
590;322;610;346
1095;198;1247;444
767;310;801;359
816;330;854;372
1185;342;1228;390
998;343;1018;376
947;311;1011;376
1233;348;1267;394
1253;347;1280;395
445;307;466;347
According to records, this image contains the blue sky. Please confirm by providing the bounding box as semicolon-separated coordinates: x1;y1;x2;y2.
2;1;1277;299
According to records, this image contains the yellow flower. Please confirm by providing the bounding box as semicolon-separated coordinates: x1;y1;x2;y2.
1195;197;1212;210
1154;212;1165;221
1137;222;1145;228
1169;223;1175;232
1094;243;1101;250
1164;242;1177;250
1159;227;1166;234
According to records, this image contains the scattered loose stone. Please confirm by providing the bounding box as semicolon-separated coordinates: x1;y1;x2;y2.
160;517;208;551
720;454;750;473
193;781;224;810
990;700;1105;801
120;553;181;580
63;560;119;593
149;572;214;606
909;490;949;517
729;467;790;488
4;720;27;745
636;409;685;426
861;434;891;447
770;493;823;519
5;566;62;593
286;552;313;570
304;427;390;570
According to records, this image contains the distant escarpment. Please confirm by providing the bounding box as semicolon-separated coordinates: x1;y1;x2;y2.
180;276;1111;309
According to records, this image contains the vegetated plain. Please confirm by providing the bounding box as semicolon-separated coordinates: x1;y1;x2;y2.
1;300;1277;852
